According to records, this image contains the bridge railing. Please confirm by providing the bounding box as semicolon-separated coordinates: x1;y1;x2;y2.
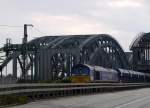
0;83;149;95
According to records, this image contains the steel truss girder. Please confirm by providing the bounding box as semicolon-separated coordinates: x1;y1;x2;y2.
131;32;150;72
0;34;129;81
39;34;129;80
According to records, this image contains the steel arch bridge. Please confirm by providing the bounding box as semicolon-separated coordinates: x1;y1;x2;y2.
130;32;150;73
0;34;129;81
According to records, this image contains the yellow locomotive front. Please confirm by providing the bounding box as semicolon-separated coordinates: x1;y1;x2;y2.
71;64;91;83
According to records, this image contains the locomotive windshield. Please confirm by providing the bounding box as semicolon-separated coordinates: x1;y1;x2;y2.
71;64;90;75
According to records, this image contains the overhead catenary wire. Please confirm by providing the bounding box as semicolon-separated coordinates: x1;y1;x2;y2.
0;24;48;35
0;24;49;44
33;27;48;36
0;25;23;28
0;25;24;36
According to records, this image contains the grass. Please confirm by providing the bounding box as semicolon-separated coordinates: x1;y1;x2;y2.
0;95;28;106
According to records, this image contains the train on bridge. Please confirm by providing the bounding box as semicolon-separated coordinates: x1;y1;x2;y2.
0;25;150;83
71;64;150;83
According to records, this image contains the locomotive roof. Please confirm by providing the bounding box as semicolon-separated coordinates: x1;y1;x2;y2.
73;64;94;69
75;64;117;73
94;66;117;73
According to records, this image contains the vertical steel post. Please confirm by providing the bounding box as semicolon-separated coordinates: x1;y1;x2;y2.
22;24;33;80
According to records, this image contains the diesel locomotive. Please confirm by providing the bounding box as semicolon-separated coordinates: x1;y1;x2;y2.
71;64;150;83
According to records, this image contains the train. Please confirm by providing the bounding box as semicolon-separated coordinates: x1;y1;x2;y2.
70;64;150;83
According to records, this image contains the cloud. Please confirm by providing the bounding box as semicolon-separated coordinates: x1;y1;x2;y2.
108;0;143;8
29;12;136;51
1;0;150;75
0;0;150;51
30;13;115;34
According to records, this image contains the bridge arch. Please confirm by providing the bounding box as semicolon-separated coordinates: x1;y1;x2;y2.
130;32;150;73
0;34;129;81
45;34;129;80
79;34;129;69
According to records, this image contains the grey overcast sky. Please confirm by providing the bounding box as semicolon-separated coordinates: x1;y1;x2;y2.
0;0;150;51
